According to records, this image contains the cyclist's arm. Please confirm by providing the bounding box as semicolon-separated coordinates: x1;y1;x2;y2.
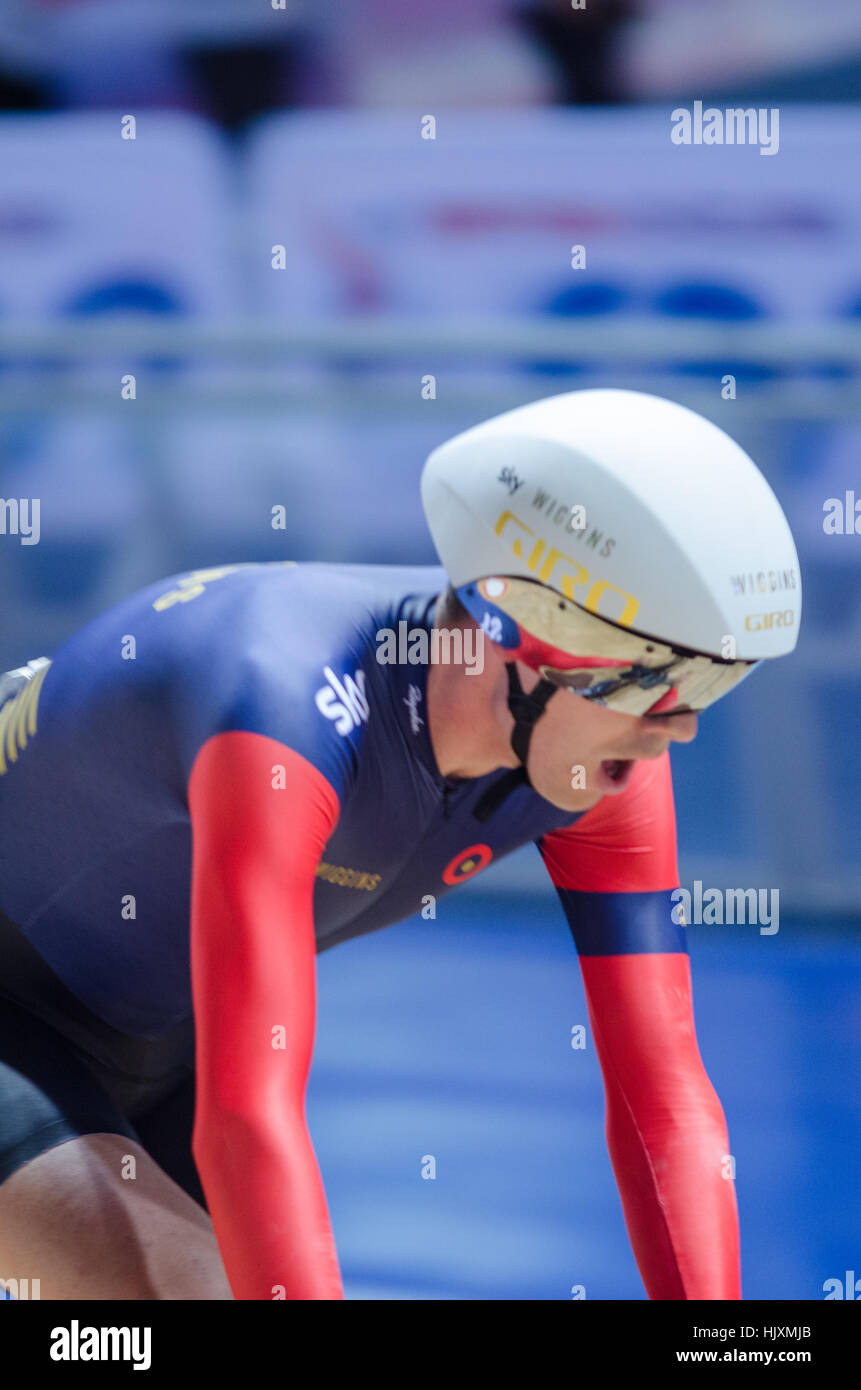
188;728;343;1300
538;753;741;1300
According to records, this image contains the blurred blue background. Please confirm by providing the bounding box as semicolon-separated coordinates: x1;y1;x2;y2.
0;0;858;1300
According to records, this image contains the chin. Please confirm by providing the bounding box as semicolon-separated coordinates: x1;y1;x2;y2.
543;785;603;813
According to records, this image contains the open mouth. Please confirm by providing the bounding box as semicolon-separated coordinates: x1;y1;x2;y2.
598;758;635;790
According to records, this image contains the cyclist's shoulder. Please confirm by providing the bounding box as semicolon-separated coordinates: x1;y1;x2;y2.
151;558;445;657
49;559;443;675
160;559;446;787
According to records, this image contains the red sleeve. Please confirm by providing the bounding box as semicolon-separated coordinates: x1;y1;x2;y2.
188;729;343;1301
539;755;741;1299
580;953;741;1299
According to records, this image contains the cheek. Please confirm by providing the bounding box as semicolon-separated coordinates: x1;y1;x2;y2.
529;692;630;781
543;690;600;742
541;690;640;750
531;695;594;780
528;706;604;809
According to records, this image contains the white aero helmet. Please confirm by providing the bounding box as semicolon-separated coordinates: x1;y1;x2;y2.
421;389;801;733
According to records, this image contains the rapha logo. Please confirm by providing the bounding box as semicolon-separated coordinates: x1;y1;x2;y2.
314;665;370;737
404;683;423;735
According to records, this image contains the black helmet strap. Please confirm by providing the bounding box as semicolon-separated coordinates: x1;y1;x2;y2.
505;661;558;765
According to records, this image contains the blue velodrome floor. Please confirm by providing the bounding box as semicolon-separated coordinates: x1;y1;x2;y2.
308;891;860;1301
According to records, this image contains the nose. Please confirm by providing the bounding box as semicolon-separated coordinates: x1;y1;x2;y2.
645;711;699;743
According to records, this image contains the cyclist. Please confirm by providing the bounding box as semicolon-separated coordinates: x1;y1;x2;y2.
0;389;800;1299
